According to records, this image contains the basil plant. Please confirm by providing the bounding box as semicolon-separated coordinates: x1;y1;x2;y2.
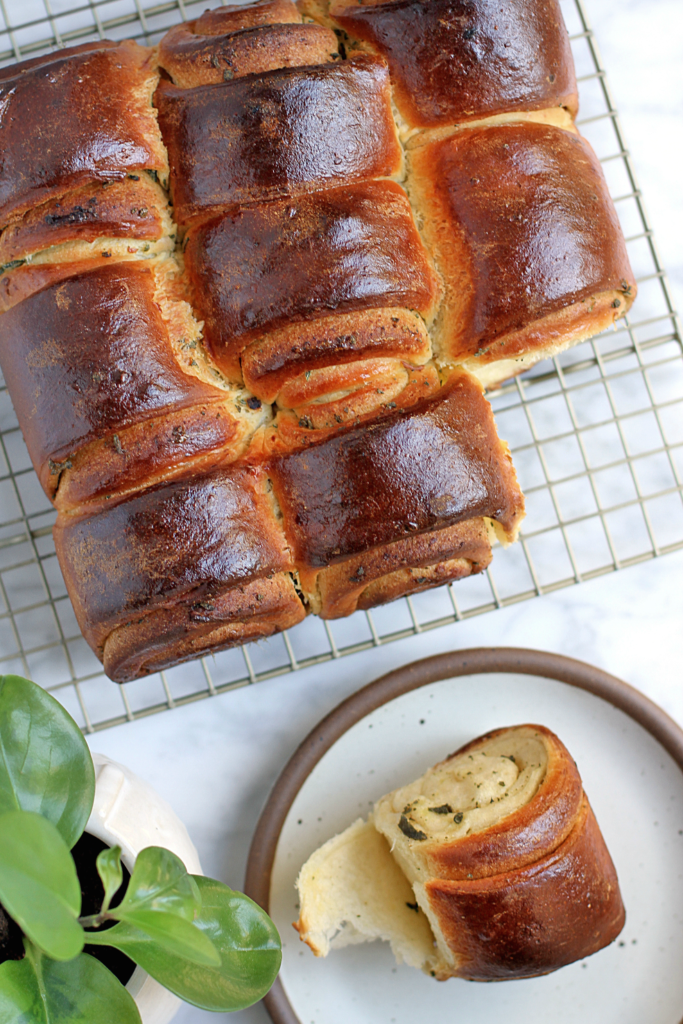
0;675;281;1023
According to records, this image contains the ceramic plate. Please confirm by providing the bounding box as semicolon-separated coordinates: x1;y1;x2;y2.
245;648;683;1024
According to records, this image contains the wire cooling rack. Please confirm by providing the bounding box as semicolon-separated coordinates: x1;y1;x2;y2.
0;0;681;733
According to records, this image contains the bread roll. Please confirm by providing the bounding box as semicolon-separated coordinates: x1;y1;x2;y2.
268;369;524;571
159;15;338;89
0;42;166;224
54;463;305;681
183;180;440;380
0;176;170;268
241;308;432;405
260;362;440;447
102;573;305;685
0;260;261;506
296;725;625;979
310;0;577;132
155;55;402;223
408;121;636;386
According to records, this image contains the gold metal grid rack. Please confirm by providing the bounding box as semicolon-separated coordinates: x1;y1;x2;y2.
0;0;681;732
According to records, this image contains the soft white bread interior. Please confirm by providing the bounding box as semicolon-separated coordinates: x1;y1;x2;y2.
294;815;436;970
373;727;549;886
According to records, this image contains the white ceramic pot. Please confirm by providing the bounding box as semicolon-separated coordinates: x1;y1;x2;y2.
86;753;203;1024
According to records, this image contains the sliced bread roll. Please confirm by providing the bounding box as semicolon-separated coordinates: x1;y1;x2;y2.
296;724;625;980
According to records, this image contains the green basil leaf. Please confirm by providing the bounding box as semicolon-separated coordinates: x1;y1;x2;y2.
96;877;281;1011
112;847;200;922
0;674;95;849
0;944;142;1024
88;912;220;967
0;810;83;962
96;846;123;914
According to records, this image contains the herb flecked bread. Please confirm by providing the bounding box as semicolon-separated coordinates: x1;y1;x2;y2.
0;0;634;681
294;724;625;980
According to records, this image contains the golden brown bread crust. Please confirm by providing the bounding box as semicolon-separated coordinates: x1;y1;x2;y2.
329;0;577;130
470;293;636;389
260;362;440;452
353;555;479;610
0;262;227;498
274;357;420;427
184;180;440;379
310;518;492;617
102;572;306;683
422;725;584;880
0;40;106;79
268;369;525;568
195;0;303;33
0;41;166;226
408;122;636;372
0;177;167;266
54;463;298;652
242;307;431;403
425;795;625;980
0;258;119;311
159;21;339;88
155;56;402;225
52;400;254;512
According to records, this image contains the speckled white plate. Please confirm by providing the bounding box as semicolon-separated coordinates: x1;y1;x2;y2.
246;648;683;1024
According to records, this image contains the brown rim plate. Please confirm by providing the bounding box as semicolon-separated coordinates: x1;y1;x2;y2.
245;647;683;1024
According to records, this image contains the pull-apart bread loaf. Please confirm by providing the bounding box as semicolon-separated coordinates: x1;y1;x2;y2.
295;725;625;980
0;0;634;680
54;465;306;682
55;370;522;677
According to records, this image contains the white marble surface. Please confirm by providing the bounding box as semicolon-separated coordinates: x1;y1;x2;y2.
90;549;683;1024
588;0;683;318
85;2;683;1022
